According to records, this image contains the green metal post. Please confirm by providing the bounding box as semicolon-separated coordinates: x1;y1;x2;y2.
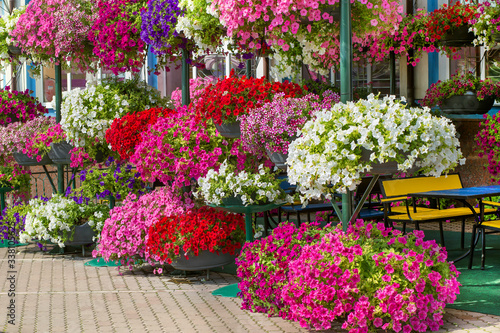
55;64;64;194
340;0;353;231
181;47;190;106
246;59;252;78
108;196;115;210
389;51;396;96
245;208;253;242
0;192;5;212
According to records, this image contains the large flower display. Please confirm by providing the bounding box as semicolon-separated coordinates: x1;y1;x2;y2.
287;94;465;201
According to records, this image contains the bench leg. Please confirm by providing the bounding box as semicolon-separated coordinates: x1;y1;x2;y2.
481;227;486;270
468;224;477;269
286;212;290;222
263;212;269;237
278;208;282;224
461;218;465;249
307;212;311;222
402;222;407;234
296;212;301;227
439;221;445;247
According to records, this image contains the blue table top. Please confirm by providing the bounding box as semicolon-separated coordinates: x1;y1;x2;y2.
409;185;500;200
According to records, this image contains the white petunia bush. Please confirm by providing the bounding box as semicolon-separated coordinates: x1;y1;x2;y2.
287;94;465;202
60;82;129;149
196;160;292;206
19;195;109;247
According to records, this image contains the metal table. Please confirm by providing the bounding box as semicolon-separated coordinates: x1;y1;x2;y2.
409;185;500;269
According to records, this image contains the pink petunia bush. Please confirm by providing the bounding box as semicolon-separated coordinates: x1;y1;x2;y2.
281;220;461;332
89;0;146;74
236;222;329;317
239;91;339;158
94;186;194;268
11;0;98;74
131;105;265;189
24;123;66;162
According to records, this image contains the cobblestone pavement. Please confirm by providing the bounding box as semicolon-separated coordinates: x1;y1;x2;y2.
1;236;499;333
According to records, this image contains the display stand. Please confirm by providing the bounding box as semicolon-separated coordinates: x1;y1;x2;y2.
210;202;284;297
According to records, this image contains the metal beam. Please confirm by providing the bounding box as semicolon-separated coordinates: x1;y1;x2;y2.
181;47;190;106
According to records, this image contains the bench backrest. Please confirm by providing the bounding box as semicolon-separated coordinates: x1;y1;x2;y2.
379;174;463;202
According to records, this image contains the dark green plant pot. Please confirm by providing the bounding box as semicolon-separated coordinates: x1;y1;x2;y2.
440;25;475;47
171;249;240;271
360;148;419;174
221;195;244;206
439;94;495;115
215;121;241;138
266;149;288;170
48;141;73;165
7;45;22;55
63;222;96;247
13;151;52;166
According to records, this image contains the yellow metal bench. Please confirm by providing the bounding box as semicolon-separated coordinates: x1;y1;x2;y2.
380;174;498;248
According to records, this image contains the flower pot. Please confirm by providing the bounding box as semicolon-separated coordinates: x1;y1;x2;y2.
13;151;52;166
266;149;288;170
440;25;475;47
221;195;244;206
171;249;239;271
439;94;495;115
7;45;22;55
63;222;96;247
360;148;419;174
215;121;241;138
47;141;73;164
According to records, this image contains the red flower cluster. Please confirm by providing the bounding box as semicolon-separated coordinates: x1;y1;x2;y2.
426;2;476;42
146;206;245;264
195;70;306;125
105;107;176;160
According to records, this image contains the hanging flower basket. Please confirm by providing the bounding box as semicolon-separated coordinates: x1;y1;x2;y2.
440;24;475;47
13;151;52;166
221;195;244;206
7;45;22;55
360;148;419;174
266;149;288;170
63;222;97;247
439;93;495;115
47;141;73;164
171;249;239;271
215;121;241;138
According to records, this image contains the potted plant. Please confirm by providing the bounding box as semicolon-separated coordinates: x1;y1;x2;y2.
10;0;99;76
105;107;175;160
239;91;339;169
95;186;194;268
146;206;245;270
383;9;436;67
23;123;70;164
426;2;477;48
0;6;27;76
421;72;500;115
89;0;146;75
131;105;261;190
195;71;305;137
470;1;500;50
60;77;168;165
18;195;110;248
0;116;55;166
68;157;146;201
196;160;291;206
0;87;47;126
281;221;460;331
476;113;500;184
286;94;465;203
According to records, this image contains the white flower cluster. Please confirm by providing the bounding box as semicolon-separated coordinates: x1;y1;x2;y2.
471;7;499;51
287;94;465;203
0;6;27;75
60;82;129;147
19;195;108;247
196;160;291;206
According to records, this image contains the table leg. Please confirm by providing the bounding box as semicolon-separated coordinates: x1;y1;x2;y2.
213;208;254;297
